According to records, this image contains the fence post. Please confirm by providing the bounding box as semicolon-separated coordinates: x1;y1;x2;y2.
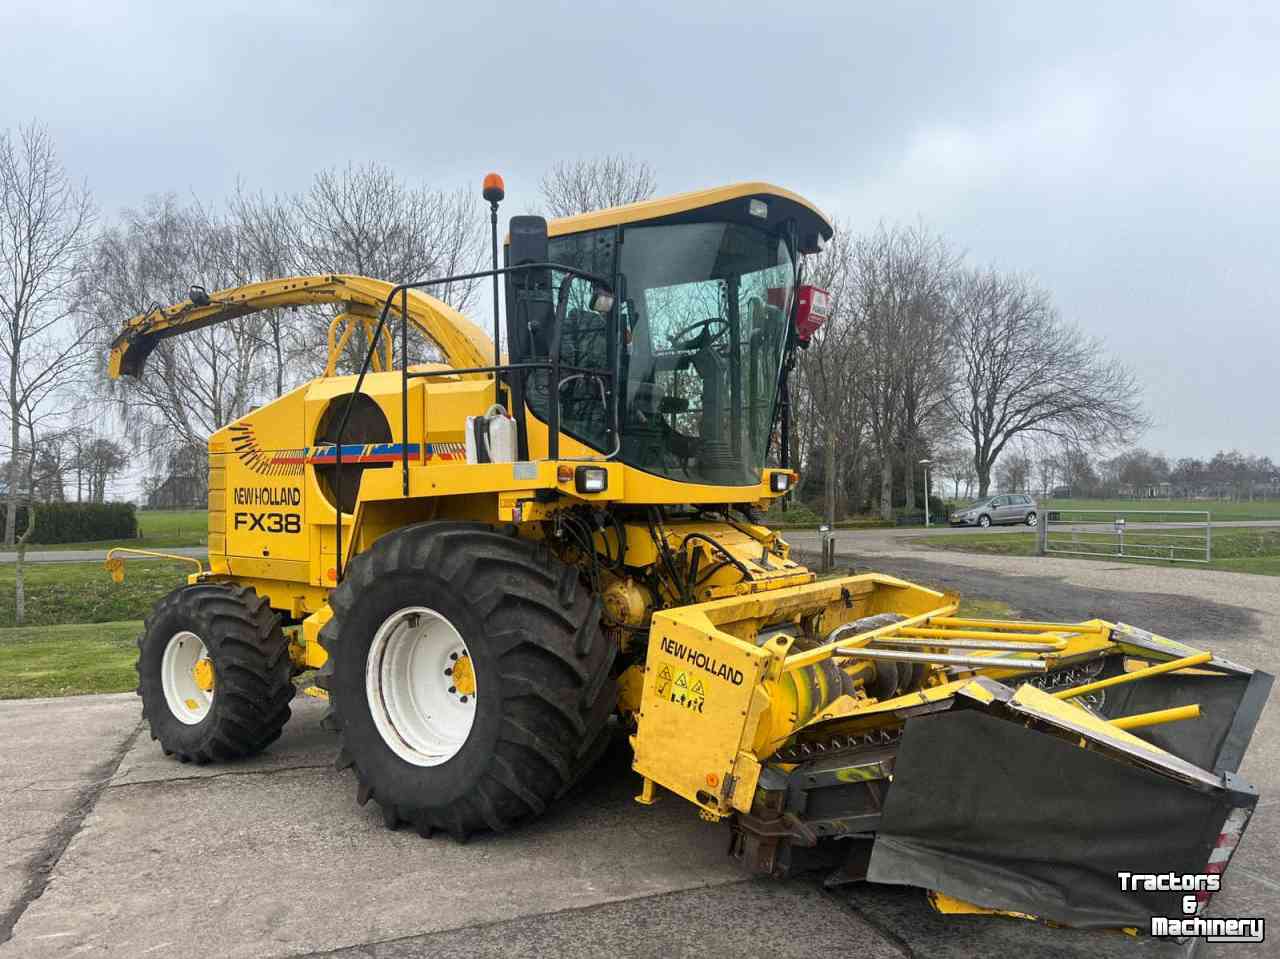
1036;510;1047;556
1205;512;1212;563
818;525;835;572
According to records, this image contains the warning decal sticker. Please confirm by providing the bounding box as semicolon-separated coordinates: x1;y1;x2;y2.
655;666;705;713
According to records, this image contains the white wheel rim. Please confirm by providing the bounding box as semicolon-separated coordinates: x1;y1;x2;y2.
161;630;214;725
365;606;476;767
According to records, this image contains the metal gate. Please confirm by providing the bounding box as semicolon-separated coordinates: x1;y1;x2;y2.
1036;509;1211;563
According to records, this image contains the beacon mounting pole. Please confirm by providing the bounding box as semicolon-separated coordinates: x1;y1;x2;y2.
482;172;506;407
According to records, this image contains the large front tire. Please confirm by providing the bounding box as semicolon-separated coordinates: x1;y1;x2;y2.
137;584;295;763
318;522;615;840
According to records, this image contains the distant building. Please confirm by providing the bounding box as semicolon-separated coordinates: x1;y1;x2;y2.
1118;481;1173;499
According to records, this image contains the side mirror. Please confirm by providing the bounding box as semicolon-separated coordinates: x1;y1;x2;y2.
508;216;552;358
509;215;548;266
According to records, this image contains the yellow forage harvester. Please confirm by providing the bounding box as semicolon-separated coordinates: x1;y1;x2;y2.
108;177;1270;933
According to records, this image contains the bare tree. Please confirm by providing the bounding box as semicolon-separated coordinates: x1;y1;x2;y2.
891;227;957;510
283;163;487;372
936;444;976;499
1025;435;1061;497
0;123;96;544
226;183;297;396
794;223;865;524
85;164;489;473
31;431;66;502
539;155;656;217
947;267;1146;498
849;224;956;521
290;162;484;307
81;194;267;477
82;436;127;502
995;441;1035;493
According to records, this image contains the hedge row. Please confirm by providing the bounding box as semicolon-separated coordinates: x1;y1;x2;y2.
0;502;138;544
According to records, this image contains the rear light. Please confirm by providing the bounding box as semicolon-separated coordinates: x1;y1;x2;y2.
575;466;608;494
793;285;830;343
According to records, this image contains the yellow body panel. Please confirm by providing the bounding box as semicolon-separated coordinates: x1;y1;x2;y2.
543;181;833;239
110;274;494;380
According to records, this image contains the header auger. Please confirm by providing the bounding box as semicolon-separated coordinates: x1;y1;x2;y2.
110;177;1270;933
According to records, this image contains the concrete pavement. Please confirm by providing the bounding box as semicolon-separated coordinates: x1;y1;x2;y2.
0;694;1199;959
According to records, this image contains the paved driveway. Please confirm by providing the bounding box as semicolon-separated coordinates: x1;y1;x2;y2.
1;531;1274;957
0;546;207;565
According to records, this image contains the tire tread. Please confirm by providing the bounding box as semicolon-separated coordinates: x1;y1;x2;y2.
322;521;615;839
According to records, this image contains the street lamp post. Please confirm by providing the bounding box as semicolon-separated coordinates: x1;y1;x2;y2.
919;458;932;528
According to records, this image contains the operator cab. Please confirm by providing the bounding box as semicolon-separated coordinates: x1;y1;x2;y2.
504;184;833;487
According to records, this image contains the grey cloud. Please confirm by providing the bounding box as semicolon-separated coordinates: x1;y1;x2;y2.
2;0;1275;456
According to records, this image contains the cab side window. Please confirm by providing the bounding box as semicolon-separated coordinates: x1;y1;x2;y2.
524;230;615;451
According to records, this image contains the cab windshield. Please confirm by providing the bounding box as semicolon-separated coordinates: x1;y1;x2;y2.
531;220;794;486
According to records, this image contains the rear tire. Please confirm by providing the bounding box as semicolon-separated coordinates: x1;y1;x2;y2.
319;522;616;840
1025;511;1038;527
137;584;295;763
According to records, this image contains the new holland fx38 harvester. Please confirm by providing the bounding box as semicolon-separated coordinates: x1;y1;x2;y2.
107;178;1270;931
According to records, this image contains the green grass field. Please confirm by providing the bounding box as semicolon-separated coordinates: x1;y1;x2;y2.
950;497;1280;523
0;569;1015;700
136;508;208;545
912;527;1280;576
0;620;141;698
0;561;188;627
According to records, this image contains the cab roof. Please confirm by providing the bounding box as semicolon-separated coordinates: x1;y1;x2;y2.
545;182;834;249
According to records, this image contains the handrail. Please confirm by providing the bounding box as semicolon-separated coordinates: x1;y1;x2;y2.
331;260;616;580
104;547;204;582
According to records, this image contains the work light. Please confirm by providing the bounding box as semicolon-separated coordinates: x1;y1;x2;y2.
575;466;608;494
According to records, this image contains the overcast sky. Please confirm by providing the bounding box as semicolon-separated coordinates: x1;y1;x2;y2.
3;1;1276;463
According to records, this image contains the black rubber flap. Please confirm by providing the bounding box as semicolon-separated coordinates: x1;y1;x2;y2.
1100;669;1273;774
867;710;1240;928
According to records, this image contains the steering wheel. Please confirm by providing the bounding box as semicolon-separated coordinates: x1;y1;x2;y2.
669;317;729;351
